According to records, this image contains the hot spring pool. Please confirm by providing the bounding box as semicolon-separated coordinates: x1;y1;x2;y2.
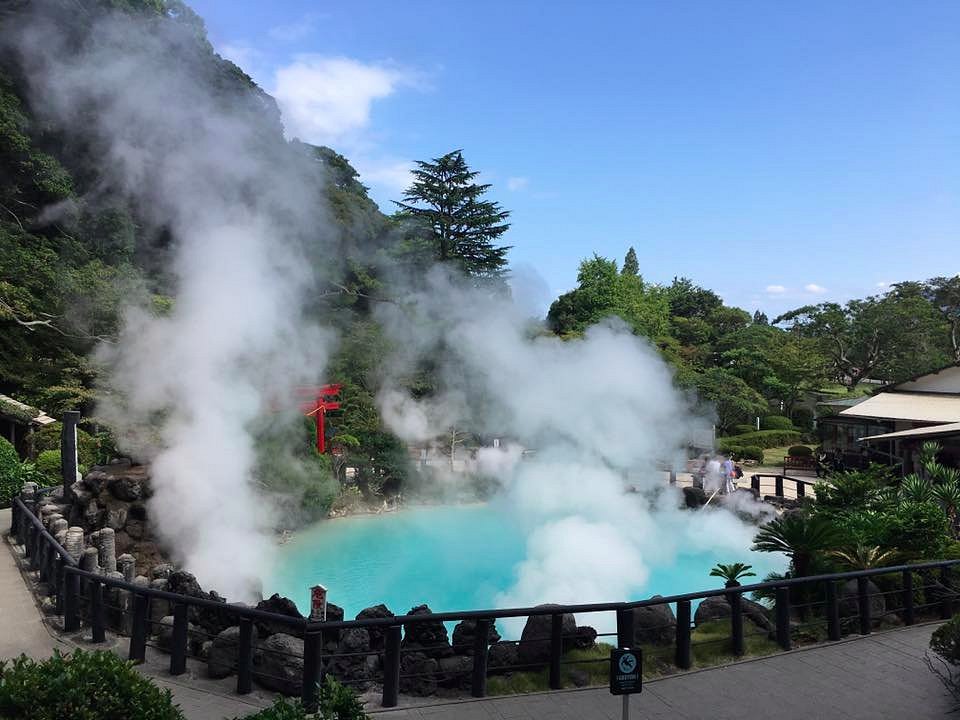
267;502;785;620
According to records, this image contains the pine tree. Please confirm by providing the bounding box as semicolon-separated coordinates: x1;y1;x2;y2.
394;150;511;278
622;246;639;276
753;310;769;325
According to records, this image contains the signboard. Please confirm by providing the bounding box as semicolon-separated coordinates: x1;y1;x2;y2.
310;584;327;621
609;648;642;695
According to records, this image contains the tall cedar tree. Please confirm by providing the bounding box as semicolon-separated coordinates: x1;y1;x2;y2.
394;150;511;279
622;247;639;276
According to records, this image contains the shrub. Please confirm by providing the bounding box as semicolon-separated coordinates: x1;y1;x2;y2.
879;501;950;559
761;415;796;431
0;649;184;720
787;445;813;457
928;615;960;705
791;408;814;431
35;450;61;483
0;437;22;509
34;422;99;467
732;424;756;436
735;446;764;462
718;429;802;449
238;697;308;720
237;678;368;720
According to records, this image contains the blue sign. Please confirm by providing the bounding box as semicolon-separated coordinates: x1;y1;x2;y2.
610;648;642;695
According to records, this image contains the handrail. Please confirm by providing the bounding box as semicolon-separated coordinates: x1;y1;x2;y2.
13;496;77;566
751;473;818;488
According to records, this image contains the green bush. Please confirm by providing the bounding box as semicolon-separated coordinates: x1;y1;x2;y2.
718;429;802;449
238;697;308;720
932;615;960;665
0;649;184;719
33;422;99;468
35;450;61;483
879;501;950;559
761;415;796;431
732;424;756;436
0;437;22;509
787;445;813;457
236;678;368;719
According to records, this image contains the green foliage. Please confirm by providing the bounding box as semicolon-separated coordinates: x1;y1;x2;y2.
787;445;813;457
718;429;802;450
237;697;308;720
813;466;892;512
622;246;639;276
718;444;763;462
879;501;949;558
0;649;184;720
318;675;368;720
694;368;767;435
0;437;22;508
761;415;796;431
732;424;756;436
829;544;898;570
709;562;756;585
394;149;511;280
34;422;99;467
931;615;960;666
752;513;842;577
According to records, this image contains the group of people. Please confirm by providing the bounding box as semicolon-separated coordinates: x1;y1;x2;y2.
692;453;742;495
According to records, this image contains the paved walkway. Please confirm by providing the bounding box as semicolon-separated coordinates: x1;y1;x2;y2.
373;625;952;719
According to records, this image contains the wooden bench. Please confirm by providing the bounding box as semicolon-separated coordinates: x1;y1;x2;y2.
783;455;817;474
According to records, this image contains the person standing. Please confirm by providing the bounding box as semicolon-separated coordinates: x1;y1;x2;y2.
705;455;722;494
721;454;736;494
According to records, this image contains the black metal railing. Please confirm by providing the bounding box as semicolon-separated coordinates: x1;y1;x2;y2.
9;494;960;710
751;473;818;499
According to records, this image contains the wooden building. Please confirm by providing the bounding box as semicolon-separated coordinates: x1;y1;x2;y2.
0;394;56;459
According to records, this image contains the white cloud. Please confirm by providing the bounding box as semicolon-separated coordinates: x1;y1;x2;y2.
217;43;263;77
354;159;413;195
804;283;827;294
507;176;529;192
273;55;414;145
765;285;786;294
268;13;325;44
876;280;891;288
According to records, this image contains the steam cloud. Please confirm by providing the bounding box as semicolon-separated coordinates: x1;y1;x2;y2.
5;6;336;598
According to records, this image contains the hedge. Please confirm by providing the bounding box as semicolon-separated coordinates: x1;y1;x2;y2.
0;437;21;509
760;415;797;431
732;424;756;436
787;445;813;457
718;429;802;449
718;444;764;462
34;422;98;468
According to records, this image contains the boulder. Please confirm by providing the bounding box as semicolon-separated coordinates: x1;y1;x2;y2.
840;579;886;626
632;598;676;646
83;470;109;495
125;519;146;540
108;474;143;501
106;507;128;531
487;641;519;674
69;481;92;507
156;615;203;654
208;626;242;679
568;668;591;688
682;486;707;509
254;633;304;696
356;604;395;651
694;595;773;633
517;606;577;666
573;625;597;650
452;619;502;655
437;655;473;689
398;651;438;696
255;593;304;638
402;605;452;659
326;629;375;689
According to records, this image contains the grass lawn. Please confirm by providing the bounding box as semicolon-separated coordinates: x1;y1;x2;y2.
486;619;781;695
762;444;817;467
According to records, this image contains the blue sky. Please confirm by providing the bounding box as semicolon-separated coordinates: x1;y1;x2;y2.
191;0;960;317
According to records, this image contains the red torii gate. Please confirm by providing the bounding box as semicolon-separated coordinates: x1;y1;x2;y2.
295;384;342;454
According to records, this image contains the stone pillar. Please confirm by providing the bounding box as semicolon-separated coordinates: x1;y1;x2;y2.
149;578;170;632
95;528;117;574
50;518;68;539
64;527;85;563
81;546;100;575
61;410;80;499
118;554;136;582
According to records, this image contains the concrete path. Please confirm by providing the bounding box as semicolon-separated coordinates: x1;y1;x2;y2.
0;507;63;660
373;624;952;720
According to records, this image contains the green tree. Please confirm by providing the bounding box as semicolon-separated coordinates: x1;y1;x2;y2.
394;150;511;279
622;246;639;276
753;310;768;325
752;513;841;578
694;367;767;434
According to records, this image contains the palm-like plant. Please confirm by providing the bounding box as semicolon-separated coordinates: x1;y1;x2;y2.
933;480;960;538
900;474;934;504
752;513;842;578
709;562;757;588
829;544;899;571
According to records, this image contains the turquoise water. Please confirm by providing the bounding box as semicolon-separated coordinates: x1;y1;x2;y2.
267;503;785;621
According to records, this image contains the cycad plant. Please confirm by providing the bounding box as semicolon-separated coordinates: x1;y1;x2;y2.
933;481;960;538
752;513;842;578
829;544;898;571
709;562;757;588
900;474;935;504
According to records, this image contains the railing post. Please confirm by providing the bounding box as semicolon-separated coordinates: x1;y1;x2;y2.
616;606;634;648
941;567;954;619
775;475;784;497
470;619;490;698
751;475;760;494
169;602;188;675
382;624;402;707
825;580;840;641
302;630;322;712
237;618;254;695
729;591;744;657
796;480;805;498
775;586;791;650
669;469;677;485
857;577;872;634
10;499;19;540
63;568;80;631
902;570;915;626
128;593;148;662
675;599;692;669
26;522;37;569
54;555;65;613
549;613;562;690
89;580;105;643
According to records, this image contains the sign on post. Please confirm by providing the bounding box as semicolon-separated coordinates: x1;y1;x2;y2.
310;584;327;621
610;647;642;719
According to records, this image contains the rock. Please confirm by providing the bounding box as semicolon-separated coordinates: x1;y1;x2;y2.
156;615;202;653
108;474;143;501
69;481;92;507
632;598;676;646
682;486;707;508
437;655;473;689
573;625;597;650
129;501;148;520
452;619;502;655
487;642;519;674
840;579;886;626
254;633;304;696
325;629;374;689
151;563;175;580
398;651;438;696
124;519;146;540
83;470;109;494
568;668;591;687
518;606;577;666
402;605;452;659
83;500;103;528
208;626;242;679
106;507;128;531
149;579;170;627
356;604;395;651
694;595;773;632
255;594;304;638
339;628;370;653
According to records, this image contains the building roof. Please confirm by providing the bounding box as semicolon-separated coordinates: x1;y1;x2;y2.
859;422;960;442
839;391;960;424
880;362;960;394
0;394;56;425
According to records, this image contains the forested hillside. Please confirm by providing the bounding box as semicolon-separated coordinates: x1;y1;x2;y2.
2;0;959;507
